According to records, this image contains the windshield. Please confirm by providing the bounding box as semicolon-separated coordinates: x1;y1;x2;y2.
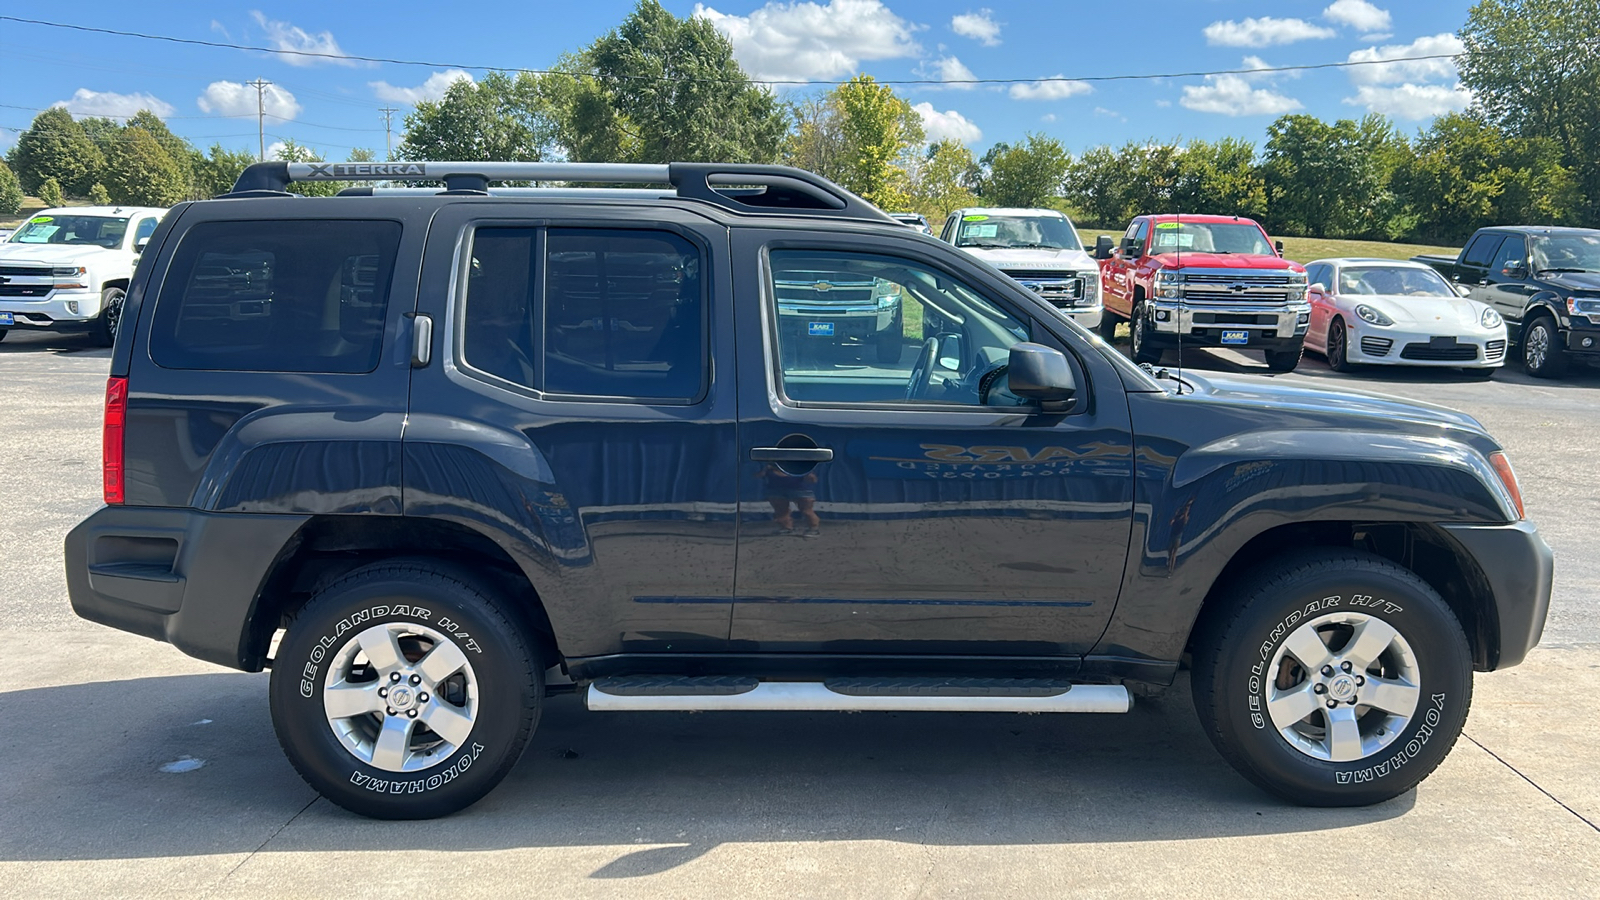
1338;265;1455;297
955;214;1082;251
1149;221;1273;255
1530;234;1600;273
8;215;129;248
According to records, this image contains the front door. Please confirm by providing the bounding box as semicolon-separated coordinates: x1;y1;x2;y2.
729;232;1135;660
405;204;741;661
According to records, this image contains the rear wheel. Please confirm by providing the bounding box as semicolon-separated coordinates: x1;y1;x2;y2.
1097;311;1120;342
268;559;542;819
1130;304;1161;364
1264;342;1304;373
93;286;125;347
1522;315;1567;378
1325;319;1355;373
1191;550;1472;806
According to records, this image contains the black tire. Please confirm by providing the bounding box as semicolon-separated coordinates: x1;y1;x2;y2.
1263;343;1304;373
269;559;542;819
1191;549;1472;807
1130;304;1162;364
1461;366;1497;380
1522;315;1567;378
0;328;7;344
1325;318;1355;373
1097;311;1120;343
93;286;125;347
875;311;904;365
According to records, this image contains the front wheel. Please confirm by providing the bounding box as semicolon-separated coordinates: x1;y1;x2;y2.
93;286;125;347
268;560;542;819
1097;311;1120;343
1130;305;1162;364
875;310;904;365
1325;319;1355;373
0;328;8;344
1264;343;1304;373
1191;549;1472;807
1522;316;1568;378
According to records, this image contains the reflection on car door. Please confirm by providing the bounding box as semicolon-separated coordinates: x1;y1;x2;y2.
728;230;1136;661
1480;234;1532;329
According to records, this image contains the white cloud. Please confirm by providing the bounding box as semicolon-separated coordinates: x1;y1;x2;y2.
371;70;474;105
1041;113;1057;122
913;102;981;144
198;80;302;120
52;89;175;120
920;56;978;89
1323;0;1391;32
1009;76;1092;100
1346;33;1464;85
250;10;359;67
1155;99;1172;108
1092;106;1126;122
693;0;920;82
1344;84;1471;120
1203;17;1336;47
950;9;1001;46
1180;75;1302;116
265;140;288;160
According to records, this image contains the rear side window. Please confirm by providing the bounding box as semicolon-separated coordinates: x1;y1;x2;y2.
149;220;401;373
1461;233;1505;269
461;226;705;402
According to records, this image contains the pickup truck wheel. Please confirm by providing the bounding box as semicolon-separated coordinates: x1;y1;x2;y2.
1096;312;1119;343
268;560;542;819
1522;316;1567;378
1130;306;1161;364
0;328;7;344
1191;549;1471;807
1325;319;1355;372
875;309;905;364
93;287;125;347
1263;344;1303;373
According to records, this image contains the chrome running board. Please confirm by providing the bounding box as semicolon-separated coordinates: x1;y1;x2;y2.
585;677;1132;713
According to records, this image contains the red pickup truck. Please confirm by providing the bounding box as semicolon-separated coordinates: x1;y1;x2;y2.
1094;215;1310;372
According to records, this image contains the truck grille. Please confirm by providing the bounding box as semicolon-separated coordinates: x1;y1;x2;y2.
1179;272;1296;304
0;284;51;298
0;265;51;278
1193;313;1275;325
1003;270;1085;305
1400;340;1479;361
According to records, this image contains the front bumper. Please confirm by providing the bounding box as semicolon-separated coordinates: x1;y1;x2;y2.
66;505;311;671
1147;300;1310;348
0;288;102;328
1346;323;1506;368
1439;520;1553;670
778;304;898;338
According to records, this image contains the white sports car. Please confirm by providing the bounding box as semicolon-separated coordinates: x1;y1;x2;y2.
1303;257;1508;377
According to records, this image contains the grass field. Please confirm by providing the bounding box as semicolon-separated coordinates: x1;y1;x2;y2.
1082;229;1459;264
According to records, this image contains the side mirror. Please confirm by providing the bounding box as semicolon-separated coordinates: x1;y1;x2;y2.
1274;239;1285;257
1007;343;1076;412
1454;283;1473;297
1310;283;1328;295
1094;235;1114;260
1121;239;1144;258
1502;262;1528;279
134;239;148;254
936;332;963;371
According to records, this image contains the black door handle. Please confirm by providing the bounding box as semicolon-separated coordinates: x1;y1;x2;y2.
751;447;833;462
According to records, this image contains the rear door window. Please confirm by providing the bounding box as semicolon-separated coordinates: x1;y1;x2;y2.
149;219;401;373
1461;233;1505;269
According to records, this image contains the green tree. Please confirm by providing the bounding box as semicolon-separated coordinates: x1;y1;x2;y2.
10;107;105;196
1174;137;1268;220
102;125;187;206
782;95;850;184
832;74;924;209
1262;114;1408;239
38;176;64;208
399;71;556;163
88;183;111;205
0;160;24;215
1460;0;1600;216
1063;144;1128;226
194;144;258;198
547;1;788;163
979;133;1070;209
909;139;979;221
273;142;378;196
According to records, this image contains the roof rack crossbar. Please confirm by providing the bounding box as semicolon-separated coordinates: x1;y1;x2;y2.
225;160;893;223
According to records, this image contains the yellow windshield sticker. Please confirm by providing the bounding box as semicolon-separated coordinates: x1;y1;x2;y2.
29;216;53;223
962;214;989;221
1155;222;1181;229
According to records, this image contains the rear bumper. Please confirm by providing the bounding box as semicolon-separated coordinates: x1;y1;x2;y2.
1440;521;1554;670
65;505;310;671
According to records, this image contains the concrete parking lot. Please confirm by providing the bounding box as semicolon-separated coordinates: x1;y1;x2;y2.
1;328;1596;898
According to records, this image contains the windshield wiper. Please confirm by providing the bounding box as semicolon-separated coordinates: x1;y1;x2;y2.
1538;267;1597;274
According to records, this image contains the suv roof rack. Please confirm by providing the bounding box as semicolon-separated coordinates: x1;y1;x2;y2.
225;161;894;223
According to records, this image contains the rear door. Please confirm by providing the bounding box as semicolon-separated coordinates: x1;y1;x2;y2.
728;228;1135;660
403;203;740;662
1479;234;1534;328
1455;232;1504;293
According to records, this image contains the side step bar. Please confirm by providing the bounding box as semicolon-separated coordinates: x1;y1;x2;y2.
586;676;1132;713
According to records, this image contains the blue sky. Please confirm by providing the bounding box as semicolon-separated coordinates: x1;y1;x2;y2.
1;0;1480;159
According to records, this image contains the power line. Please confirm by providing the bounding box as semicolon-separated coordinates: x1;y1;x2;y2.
0;12;1531;87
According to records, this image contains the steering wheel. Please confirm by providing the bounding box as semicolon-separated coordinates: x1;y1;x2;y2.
904;337;938;401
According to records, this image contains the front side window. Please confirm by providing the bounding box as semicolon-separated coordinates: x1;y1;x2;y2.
768;249;1035;408
134;217;160;245
10;214;129;247
150;219;400;373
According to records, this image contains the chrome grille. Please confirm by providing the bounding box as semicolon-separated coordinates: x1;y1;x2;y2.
1485;340;1506;361
1360;336;1394;357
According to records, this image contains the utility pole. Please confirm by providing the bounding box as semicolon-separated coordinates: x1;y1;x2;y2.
379;107;398;160
247;79;273;161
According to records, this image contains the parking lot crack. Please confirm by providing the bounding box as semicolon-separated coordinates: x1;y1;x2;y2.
207;795;322;893
1464;732;1599;833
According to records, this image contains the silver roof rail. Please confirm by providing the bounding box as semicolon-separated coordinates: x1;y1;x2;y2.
225;160;894;223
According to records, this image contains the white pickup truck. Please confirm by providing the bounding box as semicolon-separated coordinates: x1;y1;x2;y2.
0;206;167;345
938;207;1102;329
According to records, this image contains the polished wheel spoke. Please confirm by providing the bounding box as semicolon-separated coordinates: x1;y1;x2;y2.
1326;706;1365;762
1363;676;1421;717
1342;617;1400;671
371;715;415;771
1267;683;1321;729
415;640;469;687
355;624;406;674
419;701;475;745
323;682;384;720
1282;626;1334;673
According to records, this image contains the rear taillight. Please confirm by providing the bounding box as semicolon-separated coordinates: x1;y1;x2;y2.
1489;450;1524;520
103;376;127;505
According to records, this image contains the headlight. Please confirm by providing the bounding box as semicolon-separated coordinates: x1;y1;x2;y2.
52;265;87;277
1481;307;1503;328
1081;270;1100;304
1156;270;1180;284
873;280;902;307
1566;296;1600;317
52;265;89;290
1355;304;1393;326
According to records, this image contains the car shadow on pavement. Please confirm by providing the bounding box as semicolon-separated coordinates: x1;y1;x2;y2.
0;330;109;357
0;671;1412;871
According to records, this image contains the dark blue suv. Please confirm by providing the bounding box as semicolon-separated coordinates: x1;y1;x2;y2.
66;161;1552;818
